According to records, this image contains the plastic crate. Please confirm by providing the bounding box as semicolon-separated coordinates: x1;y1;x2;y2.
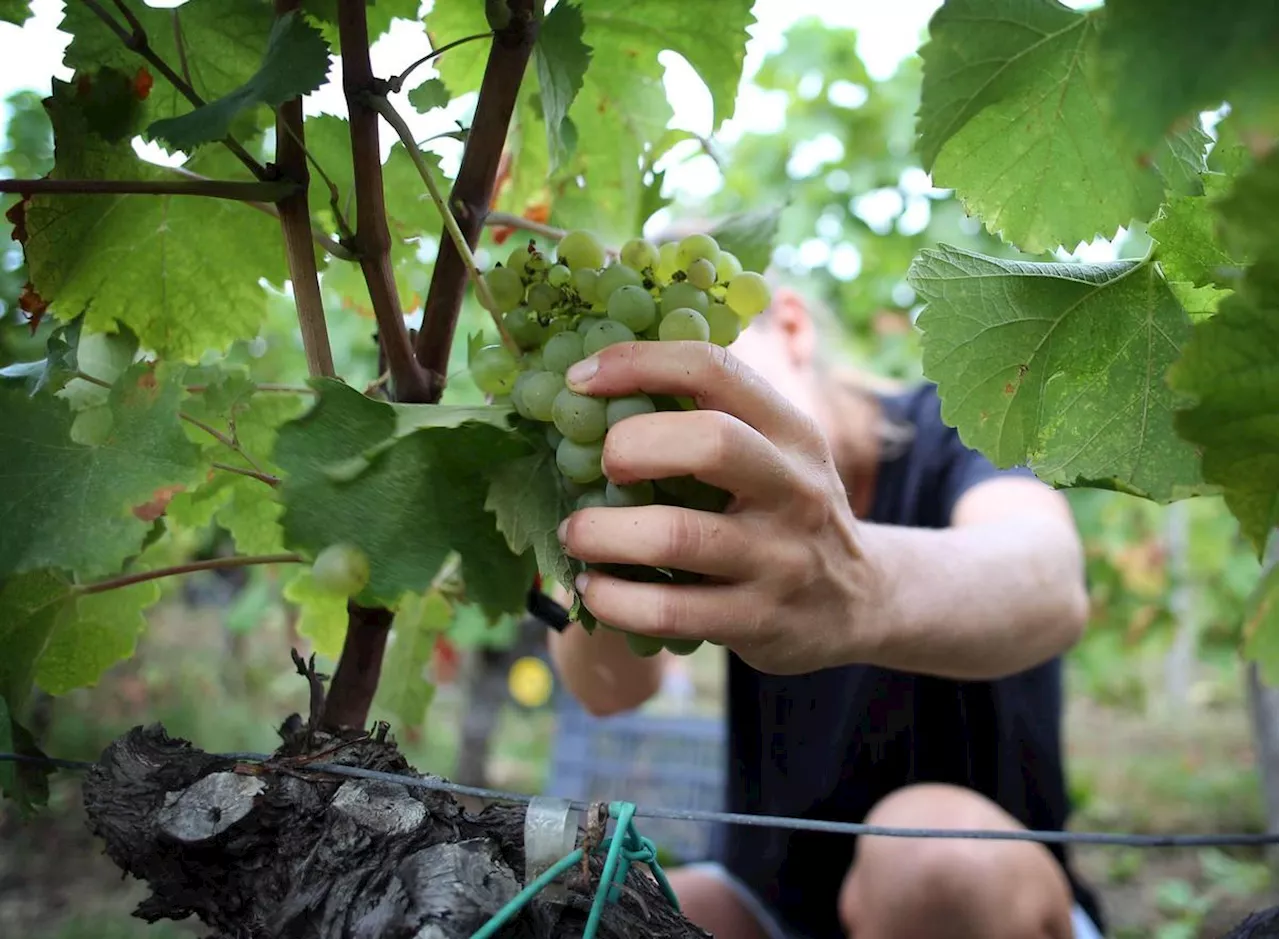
545;690;726;864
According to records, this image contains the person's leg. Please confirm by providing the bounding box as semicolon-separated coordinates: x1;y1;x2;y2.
837;783;1078;939
665;863;787;939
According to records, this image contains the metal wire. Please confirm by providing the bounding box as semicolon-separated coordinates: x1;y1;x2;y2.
3;751;1276;848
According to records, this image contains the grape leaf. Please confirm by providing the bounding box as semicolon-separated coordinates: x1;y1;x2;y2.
21;85;288;361
147;11;331;151
1149;174;1238;288
0;363;206;580
485;446;576;594
1152;123;1212;198
282;569;348;658
1243;531;1278;686
427;0;754;240
709;206;784;275
1213;149;1279;264
0;697;51;814
407;78;450;114
303;0;420;48
0;318;82;395
61;0;277;139
1095;0;1278;154
916;0;1205;253
907;245;1208;501
532;1;591;170
273;379;535;616
1168;283;1278;557
35;579;161;694
374;589;449;729
1;1;32;26
0;570;68;717
1168;281;1231;317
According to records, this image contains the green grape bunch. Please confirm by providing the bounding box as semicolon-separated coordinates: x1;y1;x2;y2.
467;229;772;658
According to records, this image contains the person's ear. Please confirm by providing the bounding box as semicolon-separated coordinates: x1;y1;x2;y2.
768;286;817;368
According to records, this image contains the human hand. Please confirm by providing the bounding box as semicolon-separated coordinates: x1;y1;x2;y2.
557;341;882;675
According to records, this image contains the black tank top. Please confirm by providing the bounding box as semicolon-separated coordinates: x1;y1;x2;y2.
713;383;1104;938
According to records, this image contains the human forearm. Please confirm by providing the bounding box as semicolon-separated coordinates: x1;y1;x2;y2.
547;620;663;716
855;515;1089;680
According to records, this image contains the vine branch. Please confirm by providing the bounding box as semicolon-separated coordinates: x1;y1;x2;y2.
336;0;430;404
0;179;297;201
414;0;540;395
77;553;303;595
369;94;517;354
484;210;566;241
80;0;269;181
211;461;280;487
274;0;335;380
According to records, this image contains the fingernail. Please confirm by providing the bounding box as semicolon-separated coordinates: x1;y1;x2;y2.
574;572;590;594
566;356;599;389
557;519;569;544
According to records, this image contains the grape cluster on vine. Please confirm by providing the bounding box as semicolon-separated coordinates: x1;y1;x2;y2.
467;229;773;657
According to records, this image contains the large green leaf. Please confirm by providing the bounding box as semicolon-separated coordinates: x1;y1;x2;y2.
1243;531;1278;685
273;379;535;616
61;0;277;140
1168;278;1278;557
0;697;51;814
1149;173;1238;288
485;446;575;594
908;245;1208;500
147;11;332;151
374;589;449;729
916;0;1205;253
21;83;288;361
0;1;32;26
282;568;348;658
1095;0;1278;153
532;1;591;170
0;364;205;580
427;0;755;240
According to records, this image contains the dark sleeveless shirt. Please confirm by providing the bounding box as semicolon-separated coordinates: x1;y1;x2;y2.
712;382;1104;938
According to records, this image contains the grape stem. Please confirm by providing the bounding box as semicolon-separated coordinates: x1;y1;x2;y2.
483;210;566;242
211;461;281;487
0;179;298;201
76;553;304;596
389;31;495;92
366;93;520;358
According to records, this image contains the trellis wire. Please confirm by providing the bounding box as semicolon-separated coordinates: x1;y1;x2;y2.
2;751;1276;849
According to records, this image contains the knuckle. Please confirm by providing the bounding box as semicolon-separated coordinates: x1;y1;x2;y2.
650;589;684;635
696;409;738;469
665;508;707;561
790;472;835;530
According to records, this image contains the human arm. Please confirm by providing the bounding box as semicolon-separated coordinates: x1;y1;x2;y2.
556;341;1088;680
546;612;665;717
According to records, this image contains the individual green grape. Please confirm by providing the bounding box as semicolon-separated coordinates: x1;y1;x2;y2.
706;302;741;347
606;480;655;507
660;281;709;315
607;284;657;332
572;268;601;305
583;319;636;356
725;271;771;318
561;474;593;498
504;307;545;349
620;238;660;271
677;233;719;268
522;348;545;371
547;264;572;287
511;371;534;419
576;488;609;510
552;388;608;443
715;251;743;282
507;245;534;274
577;315;604;336
655;241;680;281
469;343;519;394
545;424;565;449
596;262;644;303
556;436;605;483
482;266;525;312
518;370;563;422
663;637;704;656
659;308;711;342
686;257;717;290
606;393;656;427
556;229;607;271
626;632;666;657
543;331;586;374
312;543;370;597
527;282;562;314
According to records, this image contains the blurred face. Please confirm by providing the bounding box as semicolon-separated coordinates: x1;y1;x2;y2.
727;286;826;426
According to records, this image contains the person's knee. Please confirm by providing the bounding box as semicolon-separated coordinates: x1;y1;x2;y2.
666;867;772;939
838;784;1075;939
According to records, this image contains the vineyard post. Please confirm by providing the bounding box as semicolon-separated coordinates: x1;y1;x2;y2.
318;0;539;732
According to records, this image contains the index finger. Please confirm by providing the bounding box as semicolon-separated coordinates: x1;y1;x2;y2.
565;341;816;448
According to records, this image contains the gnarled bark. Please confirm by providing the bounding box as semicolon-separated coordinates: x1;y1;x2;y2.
82;724;707;939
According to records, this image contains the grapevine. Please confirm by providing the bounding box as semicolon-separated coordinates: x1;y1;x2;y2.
469;230;770;656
